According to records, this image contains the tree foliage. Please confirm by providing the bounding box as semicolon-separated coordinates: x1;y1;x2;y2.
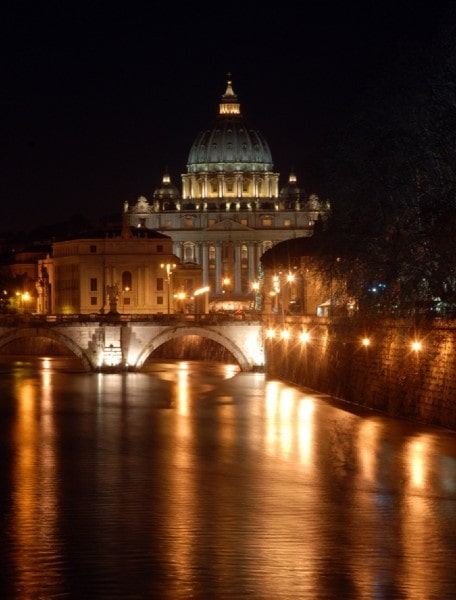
316;7;456;316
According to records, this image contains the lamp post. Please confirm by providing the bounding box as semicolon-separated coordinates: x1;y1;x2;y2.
121;286;130;313
161;263;176;315
194;286;210;315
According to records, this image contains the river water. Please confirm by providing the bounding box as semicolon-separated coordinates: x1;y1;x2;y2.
0;355;455;599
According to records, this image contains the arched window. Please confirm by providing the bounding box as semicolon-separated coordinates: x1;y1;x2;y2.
122;271;132;292
183;242;195;262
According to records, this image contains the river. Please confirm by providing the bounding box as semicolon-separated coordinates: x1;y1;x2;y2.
0;355;455;599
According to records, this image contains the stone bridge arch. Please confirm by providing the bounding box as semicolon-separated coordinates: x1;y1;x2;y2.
135;325;252;371
0;327;92;371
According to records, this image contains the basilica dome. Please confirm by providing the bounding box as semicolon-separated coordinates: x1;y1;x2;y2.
186;77;273;173
153;172;181;202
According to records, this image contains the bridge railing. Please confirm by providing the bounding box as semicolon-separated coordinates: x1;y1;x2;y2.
0;312;263;326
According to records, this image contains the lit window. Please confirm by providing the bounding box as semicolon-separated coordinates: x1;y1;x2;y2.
122;271;132;291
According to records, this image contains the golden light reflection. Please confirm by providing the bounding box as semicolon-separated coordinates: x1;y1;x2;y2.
279;389;293;456
265;381;280;453
12;374;60;595
297;397;315;466
223;364;238;379
264;381;315;463
175;361;190;417
405;435;431;489
356;419;382;482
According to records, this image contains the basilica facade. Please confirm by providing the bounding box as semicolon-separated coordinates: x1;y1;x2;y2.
125;76;329;311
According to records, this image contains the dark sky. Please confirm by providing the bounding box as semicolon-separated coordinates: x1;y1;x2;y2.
1;2;452;233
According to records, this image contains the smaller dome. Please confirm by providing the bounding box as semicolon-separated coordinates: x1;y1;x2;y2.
153;172;181;202
279;172;303;206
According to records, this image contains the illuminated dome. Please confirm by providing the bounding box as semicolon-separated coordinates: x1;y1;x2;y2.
187;76;273;173
153;172;181;202
279;171;304;208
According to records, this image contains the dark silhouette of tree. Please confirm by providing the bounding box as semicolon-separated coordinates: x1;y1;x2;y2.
316;5;456;316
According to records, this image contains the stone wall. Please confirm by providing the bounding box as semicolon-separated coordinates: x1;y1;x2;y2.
264;316;456;430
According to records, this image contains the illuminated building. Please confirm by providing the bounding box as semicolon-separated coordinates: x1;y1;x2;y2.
35;220;203;315
124;75;329;311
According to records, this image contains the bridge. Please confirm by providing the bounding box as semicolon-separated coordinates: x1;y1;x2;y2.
0;314;265;372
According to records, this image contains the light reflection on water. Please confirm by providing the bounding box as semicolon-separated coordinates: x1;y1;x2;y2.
0;355;455;599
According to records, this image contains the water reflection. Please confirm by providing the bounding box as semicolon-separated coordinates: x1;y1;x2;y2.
0;356;455;599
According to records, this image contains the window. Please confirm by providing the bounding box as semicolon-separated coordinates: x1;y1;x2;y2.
123;297;130;305
208;244;216;264
284;218;291;227
90;297;97;305
262;218;272;227
122;271;132;292
157;296;164;305
184;242;195;262
90;245;97;253
157;277;164;292
157;244;163;253
90;278;97;292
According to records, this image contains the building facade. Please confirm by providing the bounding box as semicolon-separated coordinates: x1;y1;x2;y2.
36;223;204;316
125;76;329;312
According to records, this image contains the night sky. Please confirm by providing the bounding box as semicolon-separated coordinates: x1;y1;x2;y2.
2;2;452;234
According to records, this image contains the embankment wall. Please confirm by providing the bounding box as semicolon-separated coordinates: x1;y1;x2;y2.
264;316;456;430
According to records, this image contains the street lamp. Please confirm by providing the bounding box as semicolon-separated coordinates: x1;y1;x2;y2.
22;292;31;313
251;281;260;311
222;277;231;294
161;263;176;315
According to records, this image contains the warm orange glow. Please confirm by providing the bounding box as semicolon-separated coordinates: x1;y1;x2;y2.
411;341;422;352
194;286;210;296
300;331;310;343
362;337;370;347
265;328;275;339
280;329;290;340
